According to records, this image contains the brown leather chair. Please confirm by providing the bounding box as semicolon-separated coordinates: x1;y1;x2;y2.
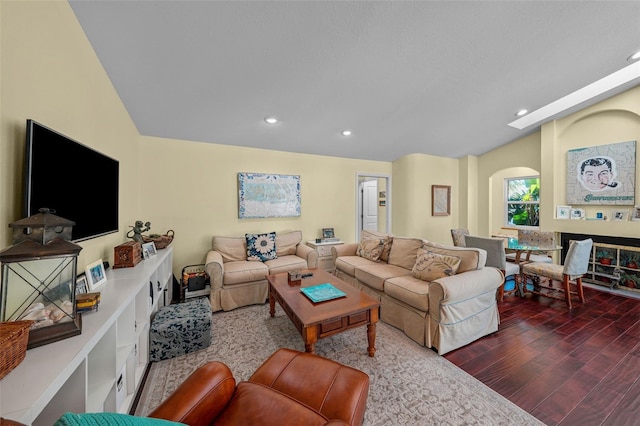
149;347;370;426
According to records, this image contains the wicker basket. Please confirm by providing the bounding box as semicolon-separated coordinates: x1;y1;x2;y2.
0;320;33;380
142;230;174;249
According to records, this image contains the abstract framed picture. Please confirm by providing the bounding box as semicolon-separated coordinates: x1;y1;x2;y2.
85;259;107;291
238;172;301;218
432;185;451;216
566;140;636;205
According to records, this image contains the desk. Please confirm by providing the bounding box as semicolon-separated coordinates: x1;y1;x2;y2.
505;237;562;264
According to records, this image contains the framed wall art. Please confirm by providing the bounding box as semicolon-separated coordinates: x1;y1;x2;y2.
432;185;451;216
238;172;301;218
566;140;636;205
632;207;640;222
85;259;107;291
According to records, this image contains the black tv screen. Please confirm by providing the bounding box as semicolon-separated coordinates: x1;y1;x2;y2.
24;119;119;242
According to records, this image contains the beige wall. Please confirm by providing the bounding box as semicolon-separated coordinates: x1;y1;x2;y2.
0;1;140;268
392;153;459;243
543;86;640;238
138;136;391;273
478;132;542;237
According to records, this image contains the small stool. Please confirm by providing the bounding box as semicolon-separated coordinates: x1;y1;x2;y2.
149;297;212;362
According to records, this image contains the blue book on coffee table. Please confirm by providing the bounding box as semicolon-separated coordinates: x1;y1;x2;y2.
300;283;346;303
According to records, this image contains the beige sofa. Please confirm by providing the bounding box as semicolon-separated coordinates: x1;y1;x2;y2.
332;230;504;355
205;231;318;312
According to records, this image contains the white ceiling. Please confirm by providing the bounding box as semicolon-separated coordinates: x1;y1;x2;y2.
69;1;640;162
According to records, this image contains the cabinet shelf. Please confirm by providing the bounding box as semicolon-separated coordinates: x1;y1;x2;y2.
584;241;640;292
0;247;173;424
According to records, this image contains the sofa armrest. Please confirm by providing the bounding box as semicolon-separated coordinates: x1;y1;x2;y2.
332;243;358;259
148;361;236;426
205;250;224;290
296;243;319;269
429;267;504;311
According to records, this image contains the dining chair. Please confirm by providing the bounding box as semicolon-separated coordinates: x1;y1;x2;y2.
465;235;521;301
450;228;469;247
505;230;555;264
521;238;593;309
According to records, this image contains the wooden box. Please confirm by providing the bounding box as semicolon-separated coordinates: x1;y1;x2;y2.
113;241;142;269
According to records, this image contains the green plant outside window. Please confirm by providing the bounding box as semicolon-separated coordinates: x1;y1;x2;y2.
505;177;540;228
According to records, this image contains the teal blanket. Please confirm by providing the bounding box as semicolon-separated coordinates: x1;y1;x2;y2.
54;412;185;426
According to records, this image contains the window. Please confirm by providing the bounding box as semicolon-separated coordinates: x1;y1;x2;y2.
505;176;540;228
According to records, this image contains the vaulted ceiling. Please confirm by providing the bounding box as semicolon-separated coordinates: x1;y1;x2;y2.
69;1;640;162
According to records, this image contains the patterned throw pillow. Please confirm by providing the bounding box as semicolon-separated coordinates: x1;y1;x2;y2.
246;232;277;262
412;248;461;282
357;238;384;262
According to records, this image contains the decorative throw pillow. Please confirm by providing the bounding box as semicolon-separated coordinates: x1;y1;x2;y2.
246;232;277;262
412;248;461;282
357;238;384;262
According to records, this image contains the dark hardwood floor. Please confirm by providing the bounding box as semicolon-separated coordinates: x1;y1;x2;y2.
444;285;640;426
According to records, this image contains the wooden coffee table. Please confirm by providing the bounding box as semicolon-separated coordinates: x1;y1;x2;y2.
268;269;380;357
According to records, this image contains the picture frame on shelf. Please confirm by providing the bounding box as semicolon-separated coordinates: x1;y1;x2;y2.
613;209;628;221
556;205;571;219
85;259;107;291
75;273;88;294
570;208;585;220
142;242;157;259
632;207;640;221
322;228;335;239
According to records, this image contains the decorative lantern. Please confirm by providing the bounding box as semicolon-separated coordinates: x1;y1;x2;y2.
0;209;82;348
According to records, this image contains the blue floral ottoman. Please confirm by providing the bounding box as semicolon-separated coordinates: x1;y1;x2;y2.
149;297;212;362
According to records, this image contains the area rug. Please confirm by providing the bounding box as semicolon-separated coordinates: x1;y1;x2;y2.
135;303;544;425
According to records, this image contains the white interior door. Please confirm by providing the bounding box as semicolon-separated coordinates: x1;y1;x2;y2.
362;180;378;231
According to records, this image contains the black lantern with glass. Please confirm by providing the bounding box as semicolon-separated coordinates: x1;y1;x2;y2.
0;209;82;348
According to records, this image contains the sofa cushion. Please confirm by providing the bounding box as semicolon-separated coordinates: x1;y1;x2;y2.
246;232;278;262
361;230;393;262
355;263;412;291
214;381;329;426
213;236;247;262
223;261;269;285
357;238;384;262
276;230;302;256
385;275;430;311
265;255;308;275
412;248;461;282
422;241;486;272
335;255;376;277
387;237;423;270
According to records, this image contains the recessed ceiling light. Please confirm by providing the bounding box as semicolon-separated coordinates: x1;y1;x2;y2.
627;50;640;62
515;109;528;117
264;116;278;124
341;130;352;136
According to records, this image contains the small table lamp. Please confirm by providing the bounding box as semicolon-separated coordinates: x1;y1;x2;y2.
0;209;83;348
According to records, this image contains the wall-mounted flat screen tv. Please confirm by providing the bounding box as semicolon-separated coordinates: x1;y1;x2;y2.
24;119;119;242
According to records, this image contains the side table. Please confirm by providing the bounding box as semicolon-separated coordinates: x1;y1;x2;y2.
306;240;344;272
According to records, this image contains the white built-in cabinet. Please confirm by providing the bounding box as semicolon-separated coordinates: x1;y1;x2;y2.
0;247;173;425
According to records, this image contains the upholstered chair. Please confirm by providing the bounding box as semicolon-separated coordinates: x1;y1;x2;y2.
505;230;555;264
465;235;520;301
450;228;469;247
521;239;593;309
